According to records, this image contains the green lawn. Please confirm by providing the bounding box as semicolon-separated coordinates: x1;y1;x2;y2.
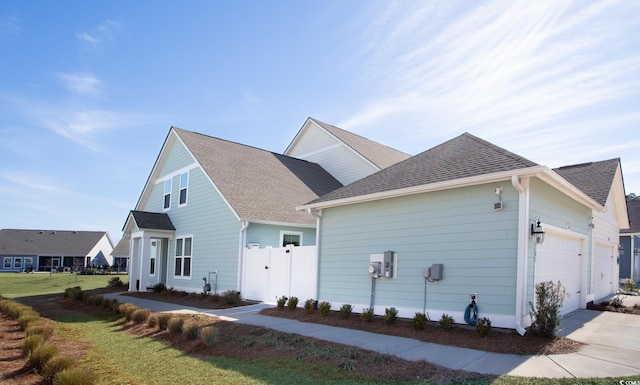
0;272;128;298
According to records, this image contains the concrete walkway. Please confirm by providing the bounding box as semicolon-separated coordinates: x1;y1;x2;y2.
104;293;640;378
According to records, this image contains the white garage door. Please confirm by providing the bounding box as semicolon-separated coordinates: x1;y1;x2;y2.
594;243;616;301
536;233;584;315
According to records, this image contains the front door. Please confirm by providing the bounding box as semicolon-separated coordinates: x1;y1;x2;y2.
52;258;60;271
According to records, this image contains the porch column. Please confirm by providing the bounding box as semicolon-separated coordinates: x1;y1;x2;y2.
128;237;141;292
138;235;152;291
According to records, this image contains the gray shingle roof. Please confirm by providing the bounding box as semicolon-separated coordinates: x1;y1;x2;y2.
0;229;108;256
307;132;538;204
111;237;130;257
553;159;620;206
174;127;343;225
130;211;175;231
310;118;411;169
621;199;640;234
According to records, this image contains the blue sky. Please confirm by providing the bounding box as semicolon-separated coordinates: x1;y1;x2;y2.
1;1;639;242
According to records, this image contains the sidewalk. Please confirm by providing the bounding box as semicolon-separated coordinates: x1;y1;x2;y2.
104;293;640;378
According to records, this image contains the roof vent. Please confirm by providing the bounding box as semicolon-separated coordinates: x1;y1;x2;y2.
50;231;56;234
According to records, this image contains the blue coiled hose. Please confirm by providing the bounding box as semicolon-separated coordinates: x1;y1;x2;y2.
464;300;478;326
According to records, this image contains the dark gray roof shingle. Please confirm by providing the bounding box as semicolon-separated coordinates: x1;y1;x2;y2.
310;118;411;169
130;211;175;231
622;199;640;234
553;159;620;206
308;132;538;204
174;127;343;225
0;229;109;256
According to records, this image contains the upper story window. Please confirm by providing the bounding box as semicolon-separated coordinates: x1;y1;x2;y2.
179;172;188;206
174;236;192;278
280;231;303;247
163;179;172;210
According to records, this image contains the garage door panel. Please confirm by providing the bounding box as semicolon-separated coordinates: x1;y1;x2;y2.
536;234;583;315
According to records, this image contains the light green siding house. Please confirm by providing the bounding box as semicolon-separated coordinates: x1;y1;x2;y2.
123;120;409;299
299;133;628;333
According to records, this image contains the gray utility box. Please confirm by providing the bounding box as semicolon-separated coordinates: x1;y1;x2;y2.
383;251;395;278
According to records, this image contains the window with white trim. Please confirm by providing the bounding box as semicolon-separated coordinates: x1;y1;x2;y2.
3;258;11;269
179;172;188;206
174;236;192;277
280;231;303;247
163;179;172;210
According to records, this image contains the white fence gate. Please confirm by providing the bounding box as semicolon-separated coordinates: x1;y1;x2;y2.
241;245;317;304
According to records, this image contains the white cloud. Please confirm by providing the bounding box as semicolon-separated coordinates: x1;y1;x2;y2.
77;19;121;48
0;12;22;39
57;72;101;95
342;0;640;145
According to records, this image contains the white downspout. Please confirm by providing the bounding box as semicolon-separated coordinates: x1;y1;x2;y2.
237;220;249;293
308;208;322;300
512;175;529;336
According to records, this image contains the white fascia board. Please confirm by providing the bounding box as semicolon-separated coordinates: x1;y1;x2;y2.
134;128;176;211
173;132;242;222
242;218;316;229
298;166;549;211
283;117;311;155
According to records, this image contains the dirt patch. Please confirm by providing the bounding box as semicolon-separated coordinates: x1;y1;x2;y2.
258;307;582;355
123;290;258;310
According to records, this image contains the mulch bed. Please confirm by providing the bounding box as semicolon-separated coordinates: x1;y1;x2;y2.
258;307;583;356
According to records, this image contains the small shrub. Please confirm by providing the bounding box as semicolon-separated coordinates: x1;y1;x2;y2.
109;298;120;312
168;317;184;334
476;317;492;337
361;308;374;323
201;325;219;347
287;296;299;310
276;295;288;309
22;334;44;356
183;322;199;341
18;313;40;331
53;367;97;385
412;312;429;330
26;322;54;341
147;315;158;328
152;282;167;293
610;296;624;308
28;343;58;372
439;313;454;330
529;280;566;338
131;309;150;324
339;304;353;319
101;297;112;309
108;276;125;287
157;314;172;330
384;307;398;325
118;303;140;321
43;355;75;381
68;287;83;301
319;301;331;316
81;291;91;303
223;290;242;305
624;278;638;292
304;298;315;314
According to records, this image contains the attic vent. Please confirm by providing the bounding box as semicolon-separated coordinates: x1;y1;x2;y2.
50;231;56;234
38;231;44;234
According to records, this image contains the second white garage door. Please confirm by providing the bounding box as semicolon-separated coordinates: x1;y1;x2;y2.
535;232;585;315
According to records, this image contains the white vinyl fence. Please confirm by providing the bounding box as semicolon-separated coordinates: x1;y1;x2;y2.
241;245;317;304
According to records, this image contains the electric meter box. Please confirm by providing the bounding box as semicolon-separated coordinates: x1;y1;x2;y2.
369;252;397;279
430;263;443;280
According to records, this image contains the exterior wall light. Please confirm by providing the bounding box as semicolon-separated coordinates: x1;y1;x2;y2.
618;244;625;256
530;217;545;244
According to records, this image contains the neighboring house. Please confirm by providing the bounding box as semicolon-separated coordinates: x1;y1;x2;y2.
298;133;628;333
619;199;640;284
111;237;130;273
0;229;114;272
124;120;408;296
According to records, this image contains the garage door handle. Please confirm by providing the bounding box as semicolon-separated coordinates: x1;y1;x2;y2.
265;265;269;270
576;290;581;293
